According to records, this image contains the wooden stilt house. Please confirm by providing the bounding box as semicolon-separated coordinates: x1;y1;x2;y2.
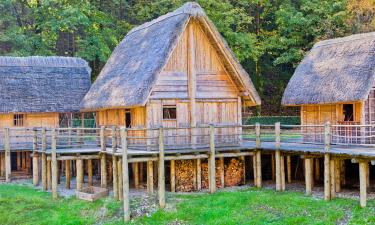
282;32;375;144
0;56;91;177
81;2;260;133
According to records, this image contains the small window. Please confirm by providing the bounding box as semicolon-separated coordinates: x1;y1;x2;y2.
13;114;25;127
163;106;177;120
343;104;354;121
125;110;132;128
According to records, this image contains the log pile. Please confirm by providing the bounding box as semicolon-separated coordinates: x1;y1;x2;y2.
175;160;195;192
201;159;224;189
224;158;244;187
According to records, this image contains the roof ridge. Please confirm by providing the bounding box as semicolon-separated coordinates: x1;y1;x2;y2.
314;32;375;49
126;2;204;37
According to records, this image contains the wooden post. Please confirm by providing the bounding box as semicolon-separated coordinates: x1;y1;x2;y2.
255;123;261;149
158;127;166;208
88;159;93;186
100;126;107;188
47;160;52;190
134;162;139;189
252;155;257;186
219;157;224;188
51;129;58;199
121;127;130;221
256;150;262;188
32;128;39;186
41;128;47;191
112;126;118;200
65;160;71;189
275;122;281;191
275;150;281;191
197;158;201;191
305;157;313;195
209;125;216;193
281;155;285;191
271;154;275;181
147;161;154;194
324;153;331;200
118;159;123;201
324;122;331;152
76;158;83;192
287;156;292;183
359;161;368;208
170;160;175;192
4;128;11;182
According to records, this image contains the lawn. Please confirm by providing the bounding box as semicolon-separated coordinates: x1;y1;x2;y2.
0;183;374;225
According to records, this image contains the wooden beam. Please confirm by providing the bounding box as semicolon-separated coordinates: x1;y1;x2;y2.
330;158;336;199
32;129;39;186
51;129;58;199
197;158;201;191
112;156;118;200
359;161;368;208
47;160;51;190
158;127;166;208
4;128;10;182
281;155;285;191
118;159;123;201
121;128;130;221
275;150;281;191
256;150;262;188
88;159;93;186
209;125;216;193
165;154;208;161
170;160;175;192
41;128;47;191
305;157;313;195
216;152;253;158
129;157;158;163
76;158;83;192
314;158;320;181
147;161;154;194
324;153;331;200
287;156;292;184
134;162;139;189
219;157;224;188
65;160;71;189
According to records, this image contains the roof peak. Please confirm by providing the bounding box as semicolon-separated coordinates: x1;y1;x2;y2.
314;32;375;49
127;2;205;36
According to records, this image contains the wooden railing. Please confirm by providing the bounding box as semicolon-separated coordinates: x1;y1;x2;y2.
2;123;375;153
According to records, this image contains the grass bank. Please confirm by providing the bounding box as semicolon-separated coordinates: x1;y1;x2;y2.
0;184;374;224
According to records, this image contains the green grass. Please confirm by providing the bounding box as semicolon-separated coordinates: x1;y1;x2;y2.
1;184;375;225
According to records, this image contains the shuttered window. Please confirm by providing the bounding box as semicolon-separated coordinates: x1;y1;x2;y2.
13;114;25;127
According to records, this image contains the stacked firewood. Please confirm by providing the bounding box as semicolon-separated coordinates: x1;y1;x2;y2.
201;159;224;189
224;158;244;187
175;160;195;192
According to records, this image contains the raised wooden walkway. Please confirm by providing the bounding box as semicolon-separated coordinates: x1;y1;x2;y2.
1;123;375;221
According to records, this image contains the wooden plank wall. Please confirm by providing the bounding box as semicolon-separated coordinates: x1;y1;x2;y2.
96;108;146;128
0;113;59;128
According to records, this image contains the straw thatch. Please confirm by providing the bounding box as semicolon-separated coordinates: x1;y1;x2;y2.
0;56;91;113
282;32;375;106
81;2;260;111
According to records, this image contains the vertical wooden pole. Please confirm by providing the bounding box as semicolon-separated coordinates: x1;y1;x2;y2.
134;162;139;189
65;160;71;189
147;161;154;194
281;155;285;191
118;159;123;201
100;126;107;188
305;157;313;195
41;128;47;191
275;122;281;191
256;150;262;188
76;158;83;191
255;123;261;149
252;155;257;186
315;158;320;181
287;156;292;183
219;157;224;188
4;128;11;182
17;152;21;171
197;158;201;191
88;159;93;186
47;160;52;190
158;127;166;208
170;160;175;192
359;161;368;208
121;127;130;221
32;129;39;186
324;154;331;200
209;125;216;193
112;126;118;200
271;154;275;181
335;159;341;192
51;128;58;199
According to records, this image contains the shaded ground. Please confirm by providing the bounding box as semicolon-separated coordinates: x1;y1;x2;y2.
0;182;375;225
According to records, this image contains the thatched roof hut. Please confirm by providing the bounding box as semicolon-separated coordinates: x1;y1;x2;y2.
81;2;260;111
0;56;91;113
282;32;375;106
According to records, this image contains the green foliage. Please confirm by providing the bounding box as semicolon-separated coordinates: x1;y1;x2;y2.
0;0;373;115
246;116;300;125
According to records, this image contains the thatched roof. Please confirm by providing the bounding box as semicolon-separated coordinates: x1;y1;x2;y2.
282;32;375;106
81;2;260;111
0;56;91;113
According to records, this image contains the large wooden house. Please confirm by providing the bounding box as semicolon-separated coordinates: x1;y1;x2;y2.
282;32;375;143
81;3;260;134
0;56;91;177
